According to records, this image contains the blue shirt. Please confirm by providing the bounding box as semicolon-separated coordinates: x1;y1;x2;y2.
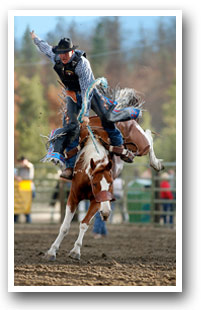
33;37;95;116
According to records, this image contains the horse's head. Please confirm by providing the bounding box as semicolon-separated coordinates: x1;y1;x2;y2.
90;158;115;221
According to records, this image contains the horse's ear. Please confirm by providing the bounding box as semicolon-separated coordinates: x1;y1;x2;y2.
106;160;112;171
90;158;96;170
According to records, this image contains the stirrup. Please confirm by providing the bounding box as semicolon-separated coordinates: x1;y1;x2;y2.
109;145;135;163
120;150;135;163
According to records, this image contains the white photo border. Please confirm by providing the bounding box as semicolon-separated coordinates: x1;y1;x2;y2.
8;9;182;293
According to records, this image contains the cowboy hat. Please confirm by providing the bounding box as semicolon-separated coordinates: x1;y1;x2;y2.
52;38;78;54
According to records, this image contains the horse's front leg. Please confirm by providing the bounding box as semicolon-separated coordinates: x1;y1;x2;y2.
45;194;78;261
69;200;100;260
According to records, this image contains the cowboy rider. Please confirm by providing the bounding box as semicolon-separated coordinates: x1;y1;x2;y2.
31;31;141;179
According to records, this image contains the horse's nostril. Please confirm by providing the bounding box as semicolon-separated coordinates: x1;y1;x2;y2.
100;211;110;221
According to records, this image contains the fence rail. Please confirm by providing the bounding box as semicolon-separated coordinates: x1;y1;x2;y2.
16;162;176;226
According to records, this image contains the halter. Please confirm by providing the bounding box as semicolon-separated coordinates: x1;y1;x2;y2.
94;190;115;203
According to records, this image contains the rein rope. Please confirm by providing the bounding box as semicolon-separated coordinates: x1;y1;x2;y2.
78;77;108;154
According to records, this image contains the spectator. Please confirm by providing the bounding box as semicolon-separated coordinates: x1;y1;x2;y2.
93;212;107;239
92;175;127;238
160;172;174;225
49;170;62;207
110;176;128;223
14;156;35;223
168;169;176;199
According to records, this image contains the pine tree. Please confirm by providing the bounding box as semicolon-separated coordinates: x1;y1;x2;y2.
90;20;107;77
46;17;67;45
16;74;50;162
134;110;154;172
14;72;20;162
154;80;176;162
47;84;63;129
18;26;41;78
103;17;124;85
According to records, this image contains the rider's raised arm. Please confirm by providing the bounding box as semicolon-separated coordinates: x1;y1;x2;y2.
31;31;55;64
75;57;95;117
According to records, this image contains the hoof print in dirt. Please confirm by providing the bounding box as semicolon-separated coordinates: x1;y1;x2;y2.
101;253;107;259
37;251;44;256
69;251;80;260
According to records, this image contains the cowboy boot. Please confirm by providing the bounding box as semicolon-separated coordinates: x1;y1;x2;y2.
60;145;78;180
41;128;67;168
60;167;73;180
109;145;135;163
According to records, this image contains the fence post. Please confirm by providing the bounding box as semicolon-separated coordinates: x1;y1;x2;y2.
150;169;155;224
59;180;65;223
154;170;161;224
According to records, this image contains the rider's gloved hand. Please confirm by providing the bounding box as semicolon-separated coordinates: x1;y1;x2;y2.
82;116;89;126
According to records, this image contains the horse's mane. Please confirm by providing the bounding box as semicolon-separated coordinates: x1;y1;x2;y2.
77;138;109;169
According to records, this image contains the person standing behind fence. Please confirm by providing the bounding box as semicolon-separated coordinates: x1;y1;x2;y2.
160;172;174;226
92;175;127;238
110;176;129;223
92;211;108;239
14;156;35;223
168;169;176;199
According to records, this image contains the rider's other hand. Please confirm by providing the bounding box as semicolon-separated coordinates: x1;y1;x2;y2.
30;30;37;40
82;116;89;126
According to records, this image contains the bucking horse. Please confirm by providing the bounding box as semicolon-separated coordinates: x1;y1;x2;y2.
44;78;163;261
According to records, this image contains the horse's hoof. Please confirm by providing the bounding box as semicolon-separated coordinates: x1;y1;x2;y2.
44;252;56;262
69;251;80;260
151;160;164;172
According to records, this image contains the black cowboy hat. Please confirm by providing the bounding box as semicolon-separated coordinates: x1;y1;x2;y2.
52;38;78;54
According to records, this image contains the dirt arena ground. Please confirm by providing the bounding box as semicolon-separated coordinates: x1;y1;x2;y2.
14;223;176;286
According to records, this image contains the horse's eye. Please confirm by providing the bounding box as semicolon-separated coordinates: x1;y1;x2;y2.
93;183;97;187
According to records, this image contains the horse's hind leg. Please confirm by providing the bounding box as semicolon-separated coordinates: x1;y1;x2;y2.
45;198;76;261
69;201;100;260
145;129;164;171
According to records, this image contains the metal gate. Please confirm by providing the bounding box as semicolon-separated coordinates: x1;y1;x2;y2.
15;162;176;226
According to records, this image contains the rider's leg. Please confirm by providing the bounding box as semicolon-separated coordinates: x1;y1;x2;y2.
91;91;123;145
65;137;79;168
60;93;81;179
91;89;141;122
91;91;137;162
42;95;80;171
60;137;79;180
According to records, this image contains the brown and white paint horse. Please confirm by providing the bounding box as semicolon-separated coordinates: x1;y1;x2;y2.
45;137;115;261
45;119;163;261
